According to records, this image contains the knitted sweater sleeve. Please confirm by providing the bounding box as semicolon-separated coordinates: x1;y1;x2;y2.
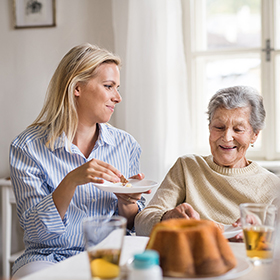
135;157;186;236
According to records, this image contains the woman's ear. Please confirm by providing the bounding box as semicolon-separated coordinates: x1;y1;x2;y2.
74;83;81;97
251;130;260;144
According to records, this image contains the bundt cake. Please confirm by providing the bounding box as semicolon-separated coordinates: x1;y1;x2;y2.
146;219;236;278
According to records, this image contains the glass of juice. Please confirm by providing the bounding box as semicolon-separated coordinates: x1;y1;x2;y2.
239;203;277;264
83;216;127;280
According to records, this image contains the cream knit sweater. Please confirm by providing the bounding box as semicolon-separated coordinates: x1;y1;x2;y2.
135;154;280;236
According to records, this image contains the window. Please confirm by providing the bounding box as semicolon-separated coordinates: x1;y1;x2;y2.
182;0;280;160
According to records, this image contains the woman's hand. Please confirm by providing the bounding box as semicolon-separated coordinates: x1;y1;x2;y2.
229;214;262;242
228;218;244;242
115;173;151;229
67;158;122;186
241;214;262;225
53;159;122;220
161;203;200;221
115;173;151;204
130;173;145;180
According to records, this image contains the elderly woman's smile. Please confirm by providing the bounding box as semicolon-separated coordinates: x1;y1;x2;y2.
209;107;259;168
219;145;237;150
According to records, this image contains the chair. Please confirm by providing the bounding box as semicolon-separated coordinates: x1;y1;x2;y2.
1;178;24;279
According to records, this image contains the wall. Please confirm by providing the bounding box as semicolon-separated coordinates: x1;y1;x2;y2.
0;0;114;276
0;0;115;178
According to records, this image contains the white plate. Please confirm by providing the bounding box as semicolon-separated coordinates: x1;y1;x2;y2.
93;179;158;194
163;256;252;280
223;225;242;239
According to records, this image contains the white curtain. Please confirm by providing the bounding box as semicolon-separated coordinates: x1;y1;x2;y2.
112;0;193;185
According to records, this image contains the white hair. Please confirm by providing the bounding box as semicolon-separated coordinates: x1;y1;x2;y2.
207;86;265;133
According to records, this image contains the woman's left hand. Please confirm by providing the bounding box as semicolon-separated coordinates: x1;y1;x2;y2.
228;218;244;242
114;173;151;229
229;214;260;242
114;173;152;204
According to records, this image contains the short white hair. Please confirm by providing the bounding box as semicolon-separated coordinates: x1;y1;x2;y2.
207;86;265;133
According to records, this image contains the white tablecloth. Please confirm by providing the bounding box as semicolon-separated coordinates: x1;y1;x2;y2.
20;236;278;280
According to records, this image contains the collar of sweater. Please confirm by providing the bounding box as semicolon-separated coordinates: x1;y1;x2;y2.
205;155;259;176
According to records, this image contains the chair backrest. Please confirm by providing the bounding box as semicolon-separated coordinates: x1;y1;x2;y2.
1;178;24;279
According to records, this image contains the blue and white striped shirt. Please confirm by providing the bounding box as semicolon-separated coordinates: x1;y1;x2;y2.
9;123;144;274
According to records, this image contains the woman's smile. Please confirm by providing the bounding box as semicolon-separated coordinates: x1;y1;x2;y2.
106;105;115;112
219;145;237;150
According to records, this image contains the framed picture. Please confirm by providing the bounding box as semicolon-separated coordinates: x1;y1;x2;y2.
13;0;56;29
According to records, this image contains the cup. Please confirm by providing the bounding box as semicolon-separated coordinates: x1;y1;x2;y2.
239;203;277;264
83;216;127;280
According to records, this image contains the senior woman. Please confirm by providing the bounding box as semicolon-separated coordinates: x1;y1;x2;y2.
135;86;280;237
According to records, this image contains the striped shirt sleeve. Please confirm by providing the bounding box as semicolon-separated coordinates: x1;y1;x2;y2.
10;145;68;243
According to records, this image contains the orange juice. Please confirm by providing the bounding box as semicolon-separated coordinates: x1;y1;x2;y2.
88;249;121;279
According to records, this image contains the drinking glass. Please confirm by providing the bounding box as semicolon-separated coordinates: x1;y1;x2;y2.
83;216;127;280
239;203;277;264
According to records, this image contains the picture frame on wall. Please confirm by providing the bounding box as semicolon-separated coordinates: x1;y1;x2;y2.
13;0;56;29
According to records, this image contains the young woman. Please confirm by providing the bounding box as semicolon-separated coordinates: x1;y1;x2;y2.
10;43;149;278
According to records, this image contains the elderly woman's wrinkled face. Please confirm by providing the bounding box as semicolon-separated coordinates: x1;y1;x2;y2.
209;107;259;168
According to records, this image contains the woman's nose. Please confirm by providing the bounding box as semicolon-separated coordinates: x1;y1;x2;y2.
223;128;234;141
112;89;122;103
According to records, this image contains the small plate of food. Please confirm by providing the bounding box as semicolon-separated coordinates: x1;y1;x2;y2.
223;225;242;239
93;178;158;194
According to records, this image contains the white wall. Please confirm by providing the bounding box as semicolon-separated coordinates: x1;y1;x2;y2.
0;0;115;276
0;0;115;178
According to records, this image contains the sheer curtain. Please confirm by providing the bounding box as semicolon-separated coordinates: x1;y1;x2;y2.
112;0;192;185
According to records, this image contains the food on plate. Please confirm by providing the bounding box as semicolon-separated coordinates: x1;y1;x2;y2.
120;175;129;186
119;175;132;187
146;219;236;278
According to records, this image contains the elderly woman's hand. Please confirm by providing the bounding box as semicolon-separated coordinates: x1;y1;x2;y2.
228;218;244;242
229;213;263;242
161;203;200;221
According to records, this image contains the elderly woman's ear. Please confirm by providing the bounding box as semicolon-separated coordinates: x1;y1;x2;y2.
251;130;260;144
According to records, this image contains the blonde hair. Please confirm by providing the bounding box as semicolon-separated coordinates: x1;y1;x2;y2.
31;43;121;149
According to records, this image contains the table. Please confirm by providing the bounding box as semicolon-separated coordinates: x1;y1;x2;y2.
19;235;279;280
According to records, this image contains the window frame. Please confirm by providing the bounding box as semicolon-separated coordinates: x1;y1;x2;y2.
182;0;280;160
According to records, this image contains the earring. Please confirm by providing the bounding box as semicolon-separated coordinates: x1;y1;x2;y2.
251;143;254;148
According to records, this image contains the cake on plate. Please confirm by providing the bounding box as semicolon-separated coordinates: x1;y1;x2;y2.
146;219;236;278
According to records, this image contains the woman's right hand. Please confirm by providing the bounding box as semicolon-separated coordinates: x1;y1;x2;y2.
161;203;200;221
53;158;121;219
66;158;121;187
